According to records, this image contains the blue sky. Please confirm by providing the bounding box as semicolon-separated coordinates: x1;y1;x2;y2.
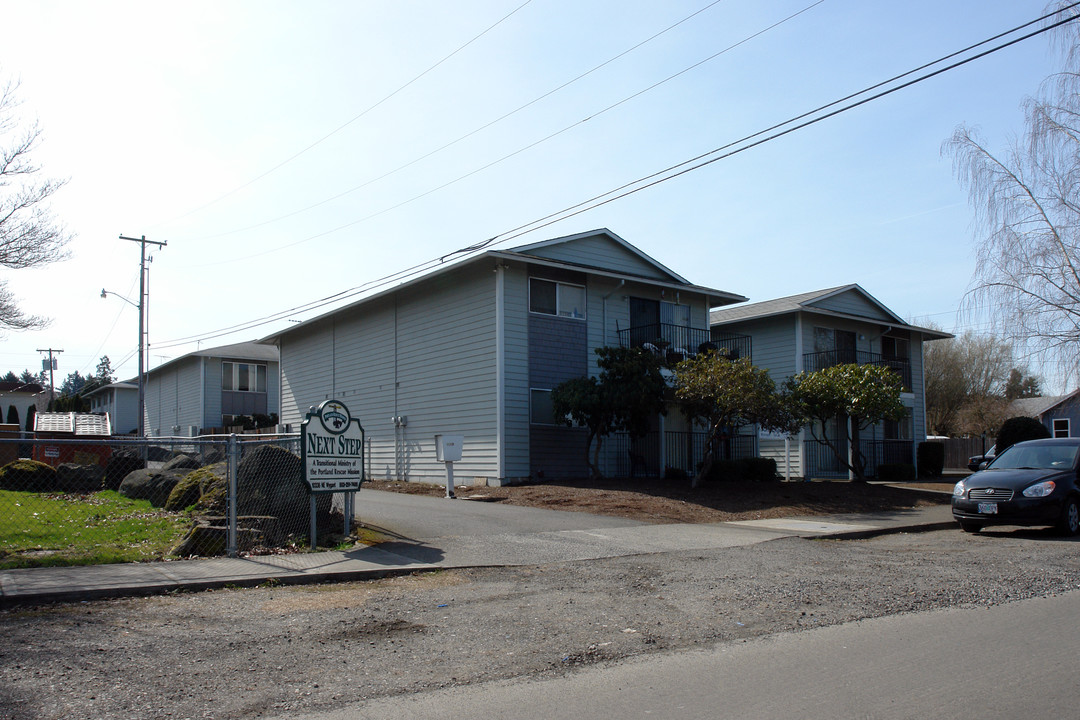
0;1;1068;389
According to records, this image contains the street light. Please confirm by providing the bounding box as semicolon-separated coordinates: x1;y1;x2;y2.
101;288;145;439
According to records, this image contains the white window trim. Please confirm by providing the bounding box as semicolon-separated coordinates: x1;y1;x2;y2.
1053;418;1070;438
222;361;268;393
528;278;587;321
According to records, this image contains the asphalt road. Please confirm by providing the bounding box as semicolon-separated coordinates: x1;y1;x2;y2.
354;488;798;566
288;589;1080;720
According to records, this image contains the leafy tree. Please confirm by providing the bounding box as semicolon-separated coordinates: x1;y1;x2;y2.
0;75;72;332
673;353;797;487
1;371;15;383
57;370;87;397
551;346;666;478
49;392;88;413
996;415;1051;454
18;369;36;385
94;356;114;385
783;363;906;481
944;12;1080;381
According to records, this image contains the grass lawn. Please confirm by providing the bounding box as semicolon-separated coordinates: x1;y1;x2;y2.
0;489;194;569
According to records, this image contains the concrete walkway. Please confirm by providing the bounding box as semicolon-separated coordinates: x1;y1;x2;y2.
0;497;955;606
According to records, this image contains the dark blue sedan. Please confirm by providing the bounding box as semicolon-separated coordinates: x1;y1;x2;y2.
952;438;1080;535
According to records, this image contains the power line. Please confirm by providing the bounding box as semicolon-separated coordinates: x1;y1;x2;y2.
182;1;825;267
155;0;535;229
186;0;736;244
151;3;1080;351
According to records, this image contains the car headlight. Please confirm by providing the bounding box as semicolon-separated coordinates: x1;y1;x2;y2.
953;480;966;497
1023;480;1056;498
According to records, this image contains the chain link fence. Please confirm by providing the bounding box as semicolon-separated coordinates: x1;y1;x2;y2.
0;434;355;569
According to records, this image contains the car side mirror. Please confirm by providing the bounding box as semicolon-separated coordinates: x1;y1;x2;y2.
978;460;989;470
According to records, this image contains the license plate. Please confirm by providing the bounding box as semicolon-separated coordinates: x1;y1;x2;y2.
978;502;999;514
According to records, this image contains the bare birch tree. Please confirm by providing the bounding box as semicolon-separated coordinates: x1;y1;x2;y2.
944;8;1080;383
0;75;71;331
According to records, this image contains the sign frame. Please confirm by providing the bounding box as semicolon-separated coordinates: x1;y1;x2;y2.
300;399;365;493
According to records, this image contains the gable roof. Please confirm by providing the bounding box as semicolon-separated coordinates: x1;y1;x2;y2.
710;284;952;339
1008;389;1080;418
0;381;45;395
509;228;692;284
82;381;138;399
147;341;279;377
261;229;746;344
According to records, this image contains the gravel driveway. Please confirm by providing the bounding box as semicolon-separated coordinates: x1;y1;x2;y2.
2;527;1078;719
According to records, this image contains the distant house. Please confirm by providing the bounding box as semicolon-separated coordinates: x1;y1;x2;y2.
709;284;952;479
1008;390;1080;438
85;381;139;435
0;381;46;431
141;342;280;436
260;229;748;485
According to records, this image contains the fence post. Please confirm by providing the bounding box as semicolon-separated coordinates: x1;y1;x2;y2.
227;434;238;558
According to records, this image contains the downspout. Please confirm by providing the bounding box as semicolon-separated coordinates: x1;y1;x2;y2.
601;280;626;350
496;263;506;483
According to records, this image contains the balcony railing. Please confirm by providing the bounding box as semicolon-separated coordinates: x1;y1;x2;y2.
803;439;914;479
618;324;752;362
802;349;912;390
607;430;758;477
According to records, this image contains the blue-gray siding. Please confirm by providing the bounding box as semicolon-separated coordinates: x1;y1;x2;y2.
528;311;589;477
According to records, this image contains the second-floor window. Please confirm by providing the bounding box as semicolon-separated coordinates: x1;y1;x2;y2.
222;362;267;393
530;278;586;319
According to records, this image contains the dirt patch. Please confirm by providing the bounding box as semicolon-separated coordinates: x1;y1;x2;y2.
364;476;951;524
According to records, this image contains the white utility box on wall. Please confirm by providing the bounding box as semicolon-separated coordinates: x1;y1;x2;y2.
434;434;464;498
435;434;464;462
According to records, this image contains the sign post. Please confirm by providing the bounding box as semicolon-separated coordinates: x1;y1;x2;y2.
301;400;365;549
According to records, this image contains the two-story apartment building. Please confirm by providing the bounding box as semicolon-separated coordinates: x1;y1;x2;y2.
709;285;951;479
140;341;280;436
260;229;747;485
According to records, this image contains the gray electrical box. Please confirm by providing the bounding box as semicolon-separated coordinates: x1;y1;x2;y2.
435;434;464;462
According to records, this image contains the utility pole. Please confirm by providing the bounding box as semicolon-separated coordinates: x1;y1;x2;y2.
119;234;166;438
35;347;63;408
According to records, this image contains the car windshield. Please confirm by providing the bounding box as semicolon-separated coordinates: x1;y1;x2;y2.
988;444;1079;470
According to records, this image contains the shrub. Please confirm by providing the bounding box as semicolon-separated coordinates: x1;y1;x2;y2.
739;457;778;482
996;416;1051;454
0;459;58;492
698;457;777;482
877;463;917;482
917;441;945;477
663;465;688;480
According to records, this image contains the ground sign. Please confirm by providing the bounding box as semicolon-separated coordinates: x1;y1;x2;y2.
301;399;364;492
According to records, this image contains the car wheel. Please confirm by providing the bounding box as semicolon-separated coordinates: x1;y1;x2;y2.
959;521;983;533
1057;497;1080;536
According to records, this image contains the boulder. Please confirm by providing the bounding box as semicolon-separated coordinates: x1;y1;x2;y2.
236;444;332;536
118;468;188;507
104;450;145;491
164;463;225;512
57;463;105;493
162;454;202;472
200;448;226;465
0;459;58;492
